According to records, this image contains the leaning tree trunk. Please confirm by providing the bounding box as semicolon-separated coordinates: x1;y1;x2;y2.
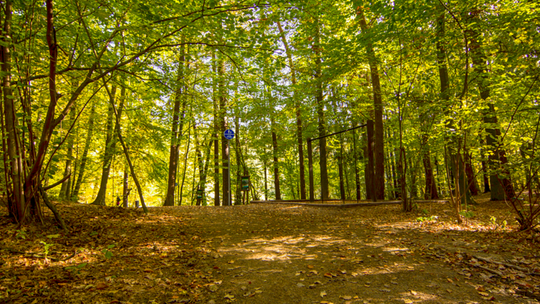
91;85;121;205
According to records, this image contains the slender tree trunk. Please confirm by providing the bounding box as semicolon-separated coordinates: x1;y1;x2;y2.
178;119;191;206
422;134;439;200
271;118;281;200
122;164;129;208
338;137;345;200
353;127;361;200
218;54;229;206
480;144;490;193
91;84;121;205
264;158;268;201
358;8;385;200
391;148;399;199
73;103;96;199
59;85;78;200
277;21;306;199
2;0;24;220
164;45;186;206
464;149;479;196
314;15;329;200
109;88;148;214
365;120;375;200
235;115;242;204
212;50;220;206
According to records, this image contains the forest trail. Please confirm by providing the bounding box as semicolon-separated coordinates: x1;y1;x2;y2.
1;199;540;303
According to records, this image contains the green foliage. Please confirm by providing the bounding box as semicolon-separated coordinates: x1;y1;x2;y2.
459;210;475;219
64;263;88;274
15;229;27;240
103;244;115;259
40;241;54;259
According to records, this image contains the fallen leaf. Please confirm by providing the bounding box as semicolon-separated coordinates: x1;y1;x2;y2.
96;282;108;290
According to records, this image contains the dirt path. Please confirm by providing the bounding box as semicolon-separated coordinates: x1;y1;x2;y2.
1;200;540;303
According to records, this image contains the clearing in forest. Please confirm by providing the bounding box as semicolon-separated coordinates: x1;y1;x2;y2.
1;195;540;303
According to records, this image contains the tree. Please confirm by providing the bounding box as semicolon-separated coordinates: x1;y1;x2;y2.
164;44;187;206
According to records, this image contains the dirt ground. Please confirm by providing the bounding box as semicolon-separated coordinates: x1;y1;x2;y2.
2;194;540;303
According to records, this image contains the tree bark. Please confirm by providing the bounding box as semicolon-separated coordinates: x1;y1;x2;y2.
212;50;220;206
365;120;375;200
464;149;480;196
218;54;229;206
277;21;306;200
422;134;439;200
59;84;78;201
2;0;25;220
91;84;121;205
234;115;242;204
72;102;96;199
122;164;129;208
271;118;281;200
314;15;329;200
164;45;186;206
358;8;385;200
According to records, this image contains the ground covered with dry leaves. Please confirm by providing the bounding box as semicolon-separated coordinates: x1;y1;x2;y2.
2;194;540;304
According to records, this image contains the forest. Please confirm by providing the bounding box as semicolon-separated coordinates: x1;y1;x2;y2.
1;0;540;302
1;0;540;224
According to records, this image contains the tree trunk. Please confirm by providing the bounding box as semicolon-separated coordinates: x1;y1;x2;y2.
91;84;121;206
271;118;281;200
59;85;78;201
109;88;148;214
422;134;439;200
365;120;375;200
464;149;480;196
314;15;329;200
353;127;361;201
122;164;129;208
218;54;229;206
338;137;345;200
277;21;306;200
212;50;220;206
72;102;96;199
178;118;191;206
358;8;385;200
467;10;515;200
2;0;25;220
164;45;186;206
234;115;242;204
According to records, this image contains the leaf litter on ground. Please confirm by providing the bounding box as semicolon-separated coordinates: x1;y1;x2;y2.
1;194;540;303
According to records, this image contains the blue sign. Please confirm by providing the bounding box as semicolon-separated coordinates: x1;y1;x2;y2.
224;129;235;140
